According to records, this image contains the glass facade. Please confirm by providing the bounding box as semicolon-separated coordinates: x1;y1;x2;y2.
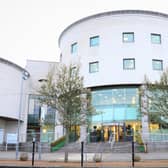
27;95;55;142
91;87;140;124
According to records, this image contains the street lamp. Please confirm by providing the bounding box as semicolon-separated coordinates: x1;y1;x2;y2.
16;70;30;160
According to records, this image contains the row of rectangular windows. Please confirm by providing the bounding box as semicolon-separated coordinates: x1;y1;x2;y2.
71;33;161;54
89;59;163;73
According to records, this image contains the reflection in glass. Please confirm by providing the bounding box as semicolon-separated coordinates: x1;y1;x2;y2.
91;87;139;124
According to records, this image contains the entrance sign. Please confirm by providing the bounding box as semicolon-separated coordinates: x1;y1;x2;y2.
103;122;124;126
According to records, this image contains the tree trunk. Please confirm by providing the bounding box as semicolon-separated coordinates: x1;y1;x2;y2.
65;127;70;145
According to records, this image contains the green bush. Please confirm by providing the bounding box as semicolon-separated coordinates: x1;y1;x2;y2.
50;136;66;147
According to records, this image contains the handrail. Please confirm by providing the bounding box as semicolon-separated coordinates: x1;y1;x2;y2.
109;133;115;149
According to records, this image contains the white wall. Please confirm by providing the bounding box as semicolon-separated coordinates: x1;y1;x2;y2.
0;63;22;119
0;60;30;142
26;60;58;93
59;13;168;87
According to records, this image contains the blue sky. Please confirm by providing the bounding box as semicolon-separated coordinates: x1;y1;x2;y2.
0;0;167;67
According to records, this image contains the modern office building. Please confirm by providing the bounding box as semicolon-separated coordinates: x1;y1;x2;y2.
1;10;168;145
59;10;168;141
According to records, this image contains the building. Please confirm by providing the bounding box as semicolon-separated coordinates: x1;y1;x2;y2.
0;58;29;144
25;60;62;143
58;10;168;141
1;10;168;146
0;58;63;147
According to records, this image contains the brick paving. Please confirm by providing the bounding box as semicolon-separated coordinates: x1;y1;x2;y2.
0;151;168;167
0;159;168;167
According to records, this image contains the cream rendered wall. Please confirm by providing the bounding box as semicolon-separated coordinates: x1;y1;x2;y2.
60;14;168;87
26;60;64;140
0;63;22;119
0;61;29;142
26;60;57;93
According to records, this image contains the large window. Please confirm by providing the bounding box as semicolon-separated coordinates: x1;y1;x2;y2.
27;95;55;142
152;59;163;70
71;42;78;54
123;58;135;70
151;34;161;44
90;36;99;47
123;32;134;43
91;87;139;123
89;62;99;73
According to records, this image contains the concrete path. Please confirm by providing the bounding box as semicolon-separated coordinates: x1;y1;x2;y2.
0;151;168;161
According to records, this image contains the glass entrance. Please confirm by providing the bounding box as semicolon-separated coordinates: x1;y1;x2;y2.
89;121;141;142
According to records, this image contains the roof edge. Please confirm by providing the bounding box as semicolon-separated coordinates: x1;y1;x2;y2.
0;57;30;76
58;9;168;46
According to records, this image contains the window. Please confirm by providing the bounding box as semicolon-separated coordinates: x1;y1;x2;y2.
123;58;135;70
71;66;77;76
152;59;163;70
71;42;77;54
89;62;99;73
151;34;161;44
123;32;134;43
90;36;99;47
91;87;139;122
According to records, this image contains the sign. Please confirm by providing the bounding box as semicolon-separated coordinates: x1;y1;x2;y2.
6;133;17;144
103;122;124;126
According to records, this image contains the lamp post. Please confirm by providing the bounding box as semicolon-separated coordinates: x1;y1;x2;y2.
16;70;30;160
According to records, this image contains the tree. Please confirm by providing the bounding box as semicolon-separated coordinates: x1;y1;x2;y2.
38;64;95;143
145;69;168;128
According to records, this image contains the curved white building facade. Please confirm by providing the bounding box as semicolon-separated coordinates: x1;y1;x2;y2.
0;58;29;144
59;10;168;141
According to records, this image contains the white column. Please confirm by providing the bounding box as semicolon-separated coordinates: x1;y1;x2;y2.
80;93;87;142
140;85;149;143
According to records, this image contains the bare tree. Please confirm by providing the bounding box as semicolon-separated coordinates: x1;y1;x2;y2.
145;69;168;128
38;64;95;143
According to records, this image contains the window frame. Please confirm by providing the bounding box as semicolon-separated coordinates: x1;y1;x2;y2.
90;36;99;47
122;32;134;43
71;42;78;54
151;33;161;44
152;59;163;70
89;61;99;73
123;58;135;70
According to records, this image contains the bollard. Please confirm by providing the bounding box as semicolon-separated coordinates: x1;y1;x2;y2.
132;140;134;167
145;143;148;153
32;138;35;166
81;141;84;167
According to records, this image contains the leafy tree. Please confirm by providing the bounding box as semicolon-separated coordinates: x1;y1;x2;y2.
38;64;95;143
145;69;168;128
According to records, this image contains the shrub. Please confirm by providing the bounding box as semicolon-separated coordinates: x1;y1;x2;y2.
135;132;144;145
93;153;102;162
19;152;28;161
50;136;66;147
